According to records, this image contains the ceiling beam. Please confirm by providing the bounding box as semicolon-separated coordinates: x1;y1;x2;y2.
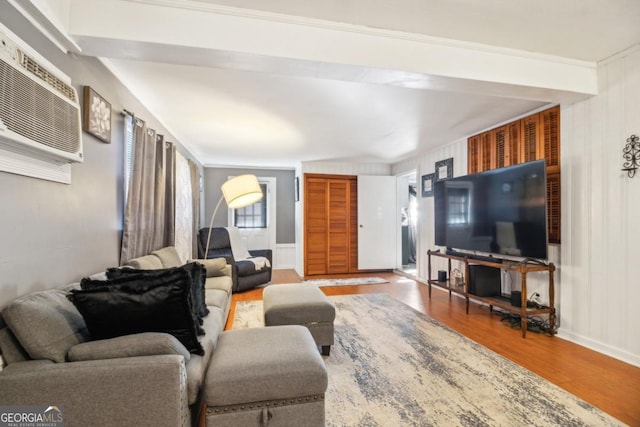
68;0;597;103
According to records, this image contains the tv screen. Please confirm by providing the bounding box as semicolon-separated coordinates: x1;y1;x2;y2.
434;160;548;260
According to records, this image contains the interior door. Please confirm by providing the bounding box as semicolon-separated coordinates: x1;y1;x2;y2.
358;175;397;269
228;176;276;252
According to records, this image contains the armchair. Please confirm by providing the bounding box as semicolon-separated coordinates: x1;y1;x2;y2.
198;227;272;292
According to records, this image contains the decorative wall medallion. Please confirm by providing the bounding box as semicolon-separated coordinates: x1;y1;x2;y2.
622;134;639;178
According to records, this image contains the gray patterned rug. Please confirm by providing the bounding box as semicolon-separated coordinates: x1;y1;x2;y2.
301;277;389;287
232;293;625;426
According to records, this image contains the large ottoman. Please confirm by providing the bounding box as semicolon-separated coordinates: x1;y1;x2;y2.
263;284;336;356
204;325;328;427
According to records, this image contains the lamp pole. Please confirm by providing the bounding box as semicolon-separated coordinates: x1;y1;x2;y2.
204;195;225;259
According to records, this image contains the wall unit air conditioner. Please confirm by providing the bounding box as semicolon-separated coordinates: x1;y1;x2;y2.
0;23;83;184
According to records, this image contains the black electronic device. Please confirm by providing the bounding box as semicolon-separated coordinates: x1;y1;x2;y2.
434;160;548;260
467;265;501;297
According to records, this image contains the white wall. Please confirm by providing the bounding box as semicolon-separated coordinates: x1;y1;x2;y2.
559;46;640;366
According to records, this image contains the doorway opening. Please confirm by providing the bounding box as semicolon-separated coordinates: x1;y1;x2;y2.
228;176;277;254
397;171;418;276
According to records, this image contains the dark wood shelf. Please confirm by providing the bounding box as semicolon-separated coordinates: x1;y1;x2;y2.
427;279;465;294
427;249;556;338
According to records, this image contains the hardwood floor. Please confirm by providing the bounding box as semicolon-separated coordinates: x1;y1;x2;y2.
226;270;640;426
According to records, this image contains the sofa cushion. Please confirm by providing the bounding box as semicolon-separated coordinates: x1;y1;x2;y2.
204;289;228;311
203;307;226;349
67;332;190;362
236;260;263;276
106;262;209;322
123;254;163;270
184;310;224;405
0;327;30;364
185;337;214;405
205;275;232;295
152;246;183;268
69;270;204;355
3;289;89;363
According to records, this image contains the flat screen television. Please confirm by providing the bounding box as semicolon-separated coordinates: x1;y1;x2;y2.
434;160;548;260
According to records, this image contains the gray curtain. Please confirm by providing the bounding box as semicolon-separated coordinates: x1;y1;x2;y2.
120;115;176;264
189;160;201;258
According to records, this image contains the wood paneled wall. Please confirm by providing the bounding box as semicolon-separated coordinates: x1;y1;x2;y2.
559;47;640;366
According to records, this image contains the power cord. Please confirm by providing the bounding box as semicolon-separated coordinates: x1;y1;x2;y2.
499;312;557;336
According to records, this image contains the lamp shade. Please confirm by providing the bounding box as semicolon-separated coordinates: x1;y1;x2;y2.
221;174;263;209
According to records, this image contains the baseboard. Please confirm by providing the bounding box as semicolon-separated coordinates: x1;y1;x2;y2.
556;329;640;368
273;243;296;269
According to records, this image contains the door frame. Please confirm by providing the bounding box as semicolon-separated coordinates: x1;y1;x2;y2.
227;176;277;253
396;170;418;275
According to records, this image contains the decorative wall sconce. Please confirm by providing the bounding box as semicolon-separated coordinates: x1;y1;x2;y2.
622;134;639;178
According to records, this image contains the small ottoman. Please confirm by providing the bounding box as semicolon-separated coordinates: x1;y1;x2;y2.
204;325;328;427
263;284;336;356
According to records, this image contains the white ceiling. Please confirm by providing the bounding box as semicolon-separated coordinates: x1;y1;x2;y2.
30;0;640;168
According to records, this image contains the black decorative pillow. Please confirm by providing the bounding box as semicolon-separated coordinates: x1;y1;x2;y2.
106;263;209;320
70;269;204;355
84;267;204;336
101;263;208;336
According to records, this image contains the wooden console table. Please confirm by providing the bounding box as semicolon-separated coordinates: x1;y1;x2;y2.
427;249;556;338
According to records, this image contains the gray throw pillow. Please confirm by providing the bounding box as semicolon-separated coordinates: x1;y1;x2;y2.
67;332;190;362
3;289;89;363
123;254;163;270
152;247;183;268
190;258;227;277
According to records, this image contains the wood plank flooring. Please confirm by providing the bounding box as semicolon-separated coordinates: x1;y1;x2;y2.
226;270;640;426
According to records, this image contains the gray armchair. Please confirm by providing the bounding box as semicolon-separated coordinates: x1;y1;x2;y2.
198;228;272;292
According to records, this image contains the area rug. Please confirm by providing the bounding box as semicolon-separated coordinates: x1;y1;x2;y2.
301;277;389;287
232;294;624;426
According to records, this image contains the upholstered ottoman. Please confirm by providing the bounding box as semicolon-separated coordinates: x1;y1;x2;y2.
263;284;336;356
204;325;328;427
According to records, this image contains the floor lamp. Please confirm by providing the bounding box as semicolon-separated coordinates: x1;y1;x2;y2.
204;174;263;259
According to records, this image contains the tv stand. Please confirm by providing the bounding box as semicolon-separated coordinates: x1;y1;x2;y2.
427;249;556;338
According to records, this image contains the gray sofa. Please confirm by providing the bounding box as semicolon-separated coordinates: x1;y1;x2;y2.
0;246;233;427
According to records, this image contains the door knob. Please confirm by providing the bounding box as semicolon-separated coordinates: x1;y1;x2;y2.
359;224;364;228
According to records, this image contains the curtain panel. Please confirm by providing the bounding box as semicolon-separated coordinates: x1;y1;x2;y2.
174;152;193;262
120;115;176;264
189;160;201;258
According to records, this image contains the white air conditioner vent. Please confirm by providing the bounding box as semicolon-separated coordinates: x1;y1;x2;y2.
19;51;78;103
0;23;82;183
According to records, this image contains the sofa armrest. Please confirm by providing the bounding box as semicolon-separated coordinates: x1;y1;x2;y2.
0;355;189;427
249;249;272;265
67;332;190;362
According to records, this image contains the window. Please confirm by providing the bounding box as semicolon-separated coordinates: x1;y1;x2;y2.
233;183;268;228
123;114;135;202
